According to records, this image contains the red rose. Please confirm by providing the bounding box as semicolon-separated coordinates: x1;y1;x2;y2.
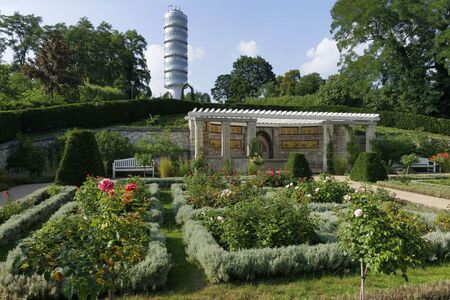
125;183;138;192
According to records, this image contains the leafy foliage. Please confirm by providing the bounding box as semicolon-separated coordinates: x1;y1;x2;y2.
434;212;450;232
158;157;173;178
285;152;312;179
136;130;183;161
196;196;318;251
55;130;105;186
6;134;45;176
79;82;126;102
350;152;388;182
95;130;134;176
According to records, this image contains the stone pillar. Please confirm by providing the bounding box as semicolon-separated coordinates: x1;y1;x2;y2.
246;121;257;156
221;121;231;160
188;119;195;159
322;124;334;172
194;120;204;159
272;127;280;159
365;124;376;152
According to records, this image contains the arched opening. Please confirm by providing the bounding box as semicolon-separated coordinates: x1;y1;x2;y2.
181;83;195;101
256;131;273;159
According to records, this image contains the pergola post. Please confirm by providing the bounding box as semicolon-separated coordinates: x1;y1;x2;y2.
194;120;204;159
188;119;195;159
246;121;257;156
365;124;376;152
322;124;334;172
221;121;231;160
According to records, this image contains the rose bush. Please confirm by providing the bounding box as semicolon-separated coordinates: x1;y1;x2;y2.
13;176;153;299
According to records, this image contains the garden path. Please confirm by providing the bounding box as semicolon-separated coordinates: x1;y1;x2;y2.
332;176;450;210
0;183;51;206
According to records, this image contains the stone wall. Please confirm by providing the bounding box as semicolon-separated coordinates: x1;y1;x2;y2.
0;127;191;168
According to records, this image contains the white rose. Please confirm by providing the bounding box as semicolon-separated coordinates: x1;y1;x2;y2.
325;176;331;181
295;186;299;190
217;216;224;222
290;182;294;187
343;195;351;201
315;188;320;193
354;209;363;217
306;194;312;198
285;184;290;188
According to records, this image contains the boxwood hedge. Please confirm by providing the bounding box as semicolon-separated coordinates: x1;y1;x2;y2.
3;99;450;144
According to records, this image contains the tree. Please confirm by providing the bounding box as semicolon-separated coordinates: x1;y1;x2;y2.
0;12;43;66
211;56;276;102
331;0;450;116
279;69;301;96
339;190;427;299
318;74;361;106
185;91;211;103
211;74;231;102
400;153;419;174
23;31;81;99
295;72;324;96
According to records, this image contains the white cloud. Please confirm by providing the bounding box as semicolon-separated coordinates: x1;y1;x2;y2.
300;38;340;78
145;44;165;97
188;45;205;62
146;44;205;97
237;40;258;57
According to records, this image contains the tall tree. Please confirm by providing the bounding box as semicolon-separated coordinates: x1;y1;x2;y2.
211;74;232;102
295;72;324;96
0;12;43;66
331;0;450;116
23;31;81;99
280;69;301;96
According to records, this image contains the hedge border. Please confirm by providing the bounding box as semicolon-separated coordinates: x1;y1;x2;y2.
0;183;171;298
0;186;76;246
0;186;50;225
174;184;450;283
3;98;450;144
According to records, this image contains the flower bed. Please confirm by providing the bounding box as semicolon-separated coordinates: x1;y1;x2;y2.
0;177;170;299
0;186;76;247
175;175;450;283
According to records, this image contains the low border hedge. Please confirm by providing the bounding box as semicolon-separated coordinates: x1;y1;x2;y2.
0;186;76;246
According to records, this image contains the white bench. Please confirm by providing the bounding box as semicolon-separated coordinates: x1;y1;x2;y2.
112;158;155;178
411;157;438;173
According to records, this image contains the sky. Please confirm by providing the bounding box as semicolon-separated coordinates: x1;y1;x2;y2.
1;0;341;97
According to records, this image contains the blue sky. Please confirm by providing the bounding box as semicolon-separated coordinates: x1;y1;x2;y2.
1;0;340;97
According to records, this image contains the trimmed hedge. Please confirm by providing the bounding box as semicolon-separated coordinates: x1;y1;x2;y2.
285;152;312;179
3;99;450;144
350;152;388;182
55;130;105;186
0;186;76;246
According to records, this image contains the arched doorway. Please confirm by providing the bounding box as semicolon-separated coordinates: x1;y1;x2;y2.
256;131;273;159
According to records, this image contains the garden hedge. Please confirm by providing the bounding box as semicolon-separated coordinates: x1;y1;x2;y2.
285;152;312;179
350;152;388;182
0;186;76;246
3;98;450;144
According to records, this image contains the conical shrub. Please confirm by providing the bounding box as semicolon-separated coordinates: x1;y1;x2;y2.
55;130;105;186
350;152;387;182
285;152;312;179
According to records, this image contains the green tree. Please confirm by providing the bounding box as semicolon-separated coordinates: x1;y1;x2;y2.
95;130;134;176
23;31;81;100
279;69;301;96
318;74;361;106
211;74;231;102
331;0;450;116
295;72;324;96
400;153;419;174
0;12;43;66
339;191;427;299
185;91;211;103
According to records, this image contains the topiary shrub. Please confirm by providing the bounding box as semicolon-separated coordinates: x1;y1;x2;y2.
55;130;105;186
350;152;387;182
285;152;312;179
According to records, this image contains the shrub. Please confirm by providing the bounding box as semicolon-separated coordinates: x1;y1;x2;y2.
350;152;387;182
55;130;105;186
254;169;293;187
290;174;354;203
6;134;46;176
285;152;312;179
435;212;450;232
159;157;173;178
401;153;419;174
96;130;134;176
374;135;417;163
136;130;183;161
333;157;348;175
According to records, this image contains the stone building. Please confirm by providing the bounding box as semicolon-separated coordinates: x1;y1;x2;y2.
186;108;379;172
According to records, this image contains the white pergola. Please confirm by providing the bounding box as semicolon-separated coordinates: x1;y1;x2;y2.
186;107;380;170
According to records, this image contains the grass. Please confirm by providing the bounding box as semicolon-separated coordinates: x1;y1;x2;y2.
119;188;450;300
378;179;450;200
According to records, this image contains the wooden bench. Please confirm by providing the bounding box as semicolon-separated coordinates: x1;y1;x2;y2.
411;157;438;173
112;158;155;178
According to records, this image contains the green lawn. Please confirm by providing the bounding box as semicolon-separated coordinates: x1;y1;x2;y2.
120;188;450;300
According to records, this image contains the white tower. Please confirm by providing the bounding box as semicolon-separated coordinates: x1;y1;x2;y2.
164;7;188;99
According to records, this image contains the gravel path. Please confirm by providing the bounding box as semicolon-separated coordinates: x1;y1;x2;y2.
0;183;51;206
332;176;450;210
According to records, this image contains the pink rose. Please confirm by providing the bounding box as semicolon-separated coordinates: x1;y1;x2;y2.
125;183;138;192
98;178;114;193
